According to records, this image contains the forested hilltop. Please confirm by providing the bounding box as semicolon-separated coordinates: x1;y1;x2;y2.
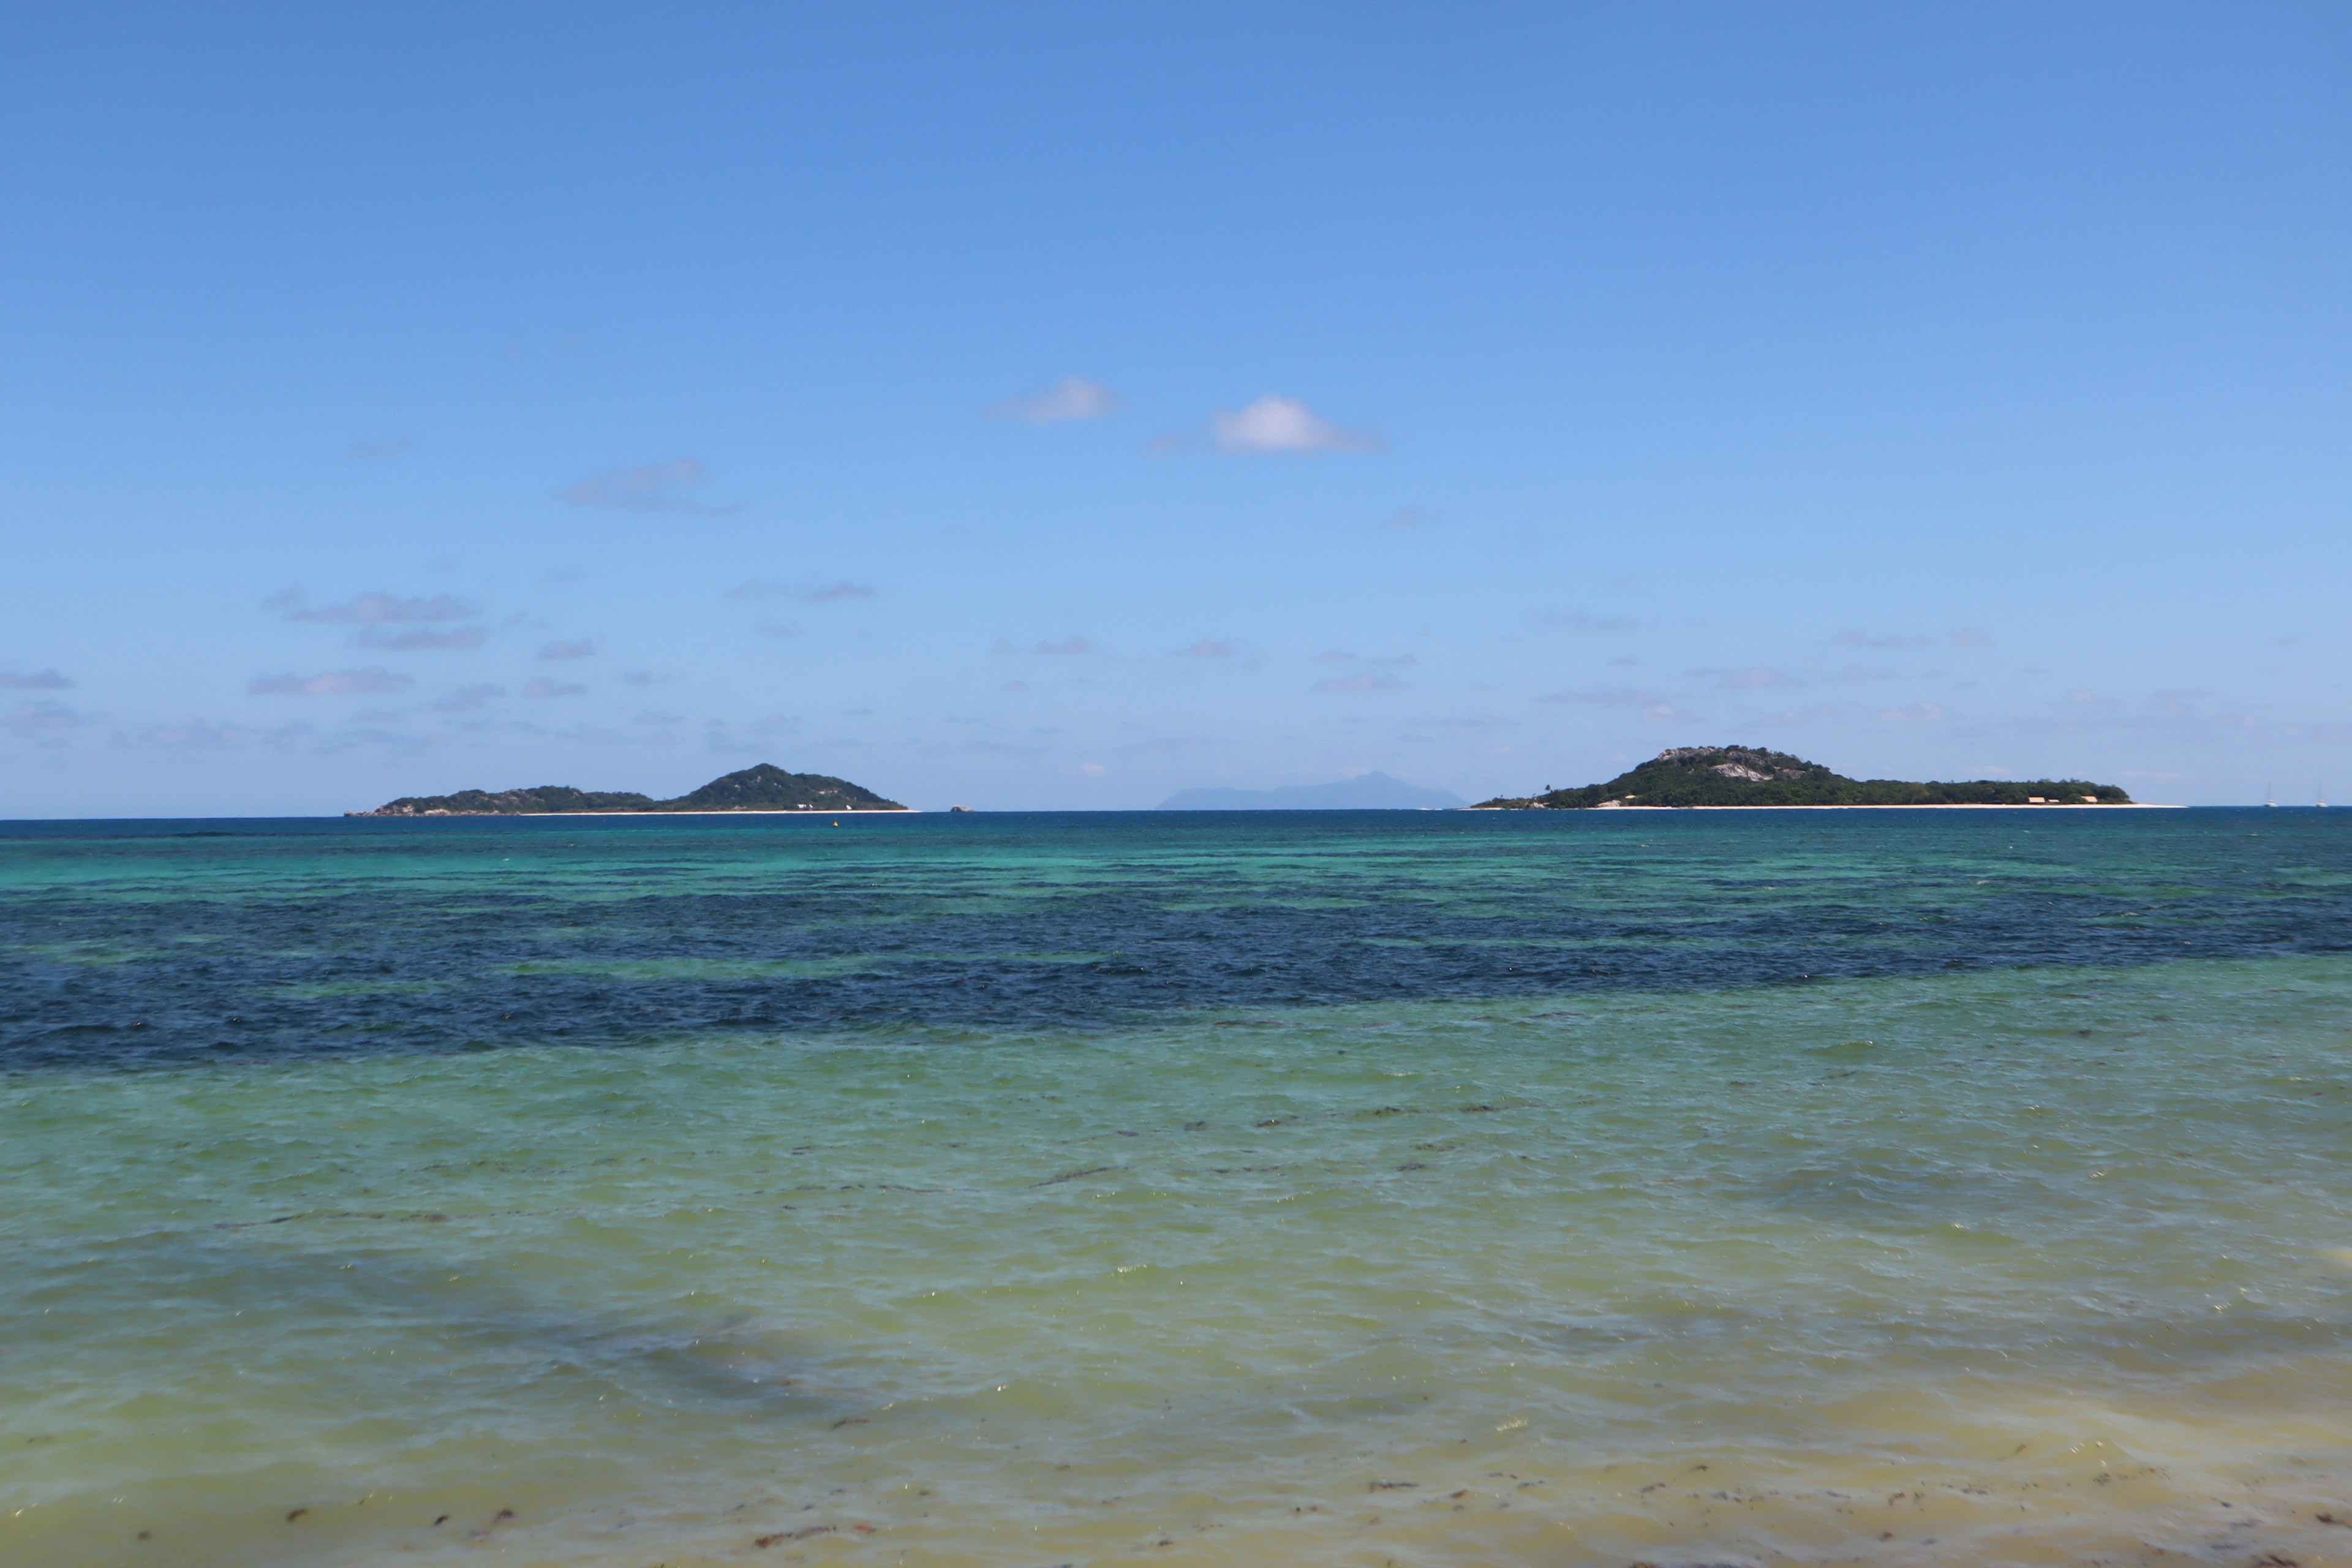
1476;746;2133;809
354;764;907;815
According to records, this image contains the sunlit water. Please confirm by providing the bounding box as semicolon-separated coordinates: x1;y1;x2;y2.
4;809;2349;1567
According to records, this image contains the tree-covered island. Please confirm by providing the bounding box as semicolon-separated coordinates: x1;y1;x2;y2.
352;763;907;815
1475;746;2133;809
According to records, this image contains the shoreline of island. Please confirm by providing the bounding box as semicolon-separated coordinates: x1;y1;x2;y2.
349;807;924;816
1467;801;2181;810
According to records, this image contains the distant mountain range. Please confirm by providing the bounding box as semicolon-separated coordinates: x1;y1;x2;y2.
1476;746;2133;809
352;763;907;815
1157;772;1467;810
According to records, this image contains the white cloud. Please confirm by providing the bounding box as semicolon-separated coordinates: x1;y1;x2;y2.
1876;701;1950;722
986;377;1122;423
248;668;413;696
1211;395;1382;454
538;639;600;661
1381;508;1430;530
1174;639;1240;658
560;459;741;514
0;669;72;690
525;677;586;698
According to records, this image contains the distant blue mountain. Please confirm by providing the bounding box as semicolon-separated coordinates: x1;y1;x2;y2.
1155;772;1467;811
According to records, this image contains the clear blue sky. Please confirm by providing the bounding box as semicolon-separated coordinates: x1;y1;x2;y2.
4;2;2346;813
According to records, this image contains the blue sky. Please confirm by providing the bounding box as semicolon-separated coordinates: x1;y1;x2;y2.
3;2;2347;813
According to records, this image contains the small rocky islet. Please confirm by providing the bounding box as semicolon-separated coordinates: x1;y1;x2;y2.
350;763;907;815
1474;745;2133;809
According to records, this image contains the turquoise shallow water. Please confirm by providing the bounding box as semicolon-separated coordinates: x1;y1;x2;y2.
3;809;2350;1566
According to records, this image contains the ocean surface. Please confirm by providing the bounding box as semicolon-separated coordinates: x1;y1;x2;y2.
2;807;2349;1567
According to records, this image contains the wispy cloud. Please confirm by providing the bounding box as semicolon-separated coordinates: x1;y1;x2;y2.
1210;395;1383;454
1697;667;1803;690
345;435;417;461
284;592;479;625
727;579;876;603
1543;611;1638;632
1174;639;1240;658
1876;701;1950;722
1314;652;1417;671
432;684;507;713
123;718;314;750
1312;671;1408;693
249;668;414;696
995;636;1098;656
357;625;488;650
538;639;600;661
1834;628;1986;650
756;621;802;639
620;671;671;686
0;669;72;690
986;377;1121;423
524;677;586;698
1537;687;1670;708
7;700;85;737
560;459;741;515
1380;507;1431;530
1406;714;1518;731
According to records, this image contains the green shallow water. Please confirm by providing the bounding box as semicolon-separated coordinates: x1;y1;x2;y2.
2;812;2350;1566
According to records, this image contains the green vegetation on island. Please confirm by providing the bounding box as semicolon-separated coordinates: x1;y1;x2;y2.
1475;746;2133;809
354;763;908;816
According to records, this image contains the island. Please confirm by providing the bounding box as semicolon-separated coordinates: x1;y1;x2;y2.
350;763;908;816
1473;746;2133;809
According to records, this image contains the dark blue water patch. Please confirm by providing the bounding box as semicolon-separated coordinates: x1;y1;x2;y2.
1;809;2346;1068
